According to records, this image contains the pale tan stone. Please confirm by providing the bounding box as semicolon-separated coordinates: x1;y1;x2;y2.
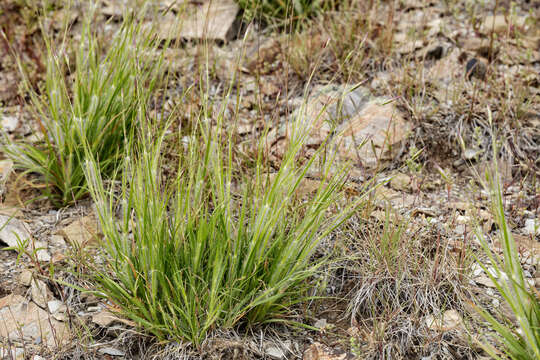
0;294;69;347
425;309;463;332
157;0;239;42
58;216;100;248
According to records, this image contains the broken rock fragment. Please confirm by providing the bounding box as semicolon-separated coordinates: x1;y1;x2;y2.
92;308;135;327
0;215;31;248
18;269;33;286
0;294;69;347
30;279;51;309
99;347;126;357
465;58;487;80
480;15;528;36
0;159;13;191
1;115;19;132
244;38;282;75
390;173;412;192
33;240;51;262
0;347;24;360
158;0;239;42
335;97;410;168
58;216;100;248
274;85;410;170
92;309;120;327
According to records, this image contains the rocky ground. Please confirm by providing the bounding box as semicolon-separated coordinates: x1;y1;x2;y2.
0;0;538;359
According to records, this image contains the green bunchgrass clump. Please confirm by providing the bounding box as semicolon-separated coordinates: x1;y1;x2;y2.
83;92;363;346
2;12;161;207
285;0;396;83
237;0;329;26
472;170;540;358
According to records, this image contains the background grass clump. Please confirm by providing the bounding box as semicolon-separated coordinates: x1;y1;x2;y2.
344;208;468;357
237;0;331;26
2;14;160;207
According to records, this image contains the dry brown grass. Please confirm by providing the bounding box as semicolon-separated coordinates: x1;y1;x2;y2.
333;211;474;359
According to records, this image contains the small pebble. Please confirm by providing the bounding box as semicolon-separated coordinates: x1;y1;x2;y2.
426;45;444;60
524;218;539;235
47;299;64;314
466;58;486;80
314;318;328;329
1;115;20;132
99;347;125;357
471;264;483;277
456;215;470;225
454;224;466;234
50;234;67;248
18;269;33;286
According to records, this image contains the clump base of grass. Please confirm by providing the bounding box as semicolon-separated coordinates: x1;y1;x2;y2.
83;93;361;346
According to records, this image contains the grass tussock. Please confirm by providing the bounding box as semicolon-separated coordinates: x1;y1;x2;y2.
344;209;469;358
2;12;161;207
83;89;363;345
237;0;328;27
286;0;398;83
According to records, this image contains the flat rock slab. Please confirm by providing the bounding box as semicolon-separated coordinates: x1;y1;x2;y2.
0;294;69;347
0;215;32;249
158;0;239;42
336;97;410;168
0;215;51;262
275;84;411;169
58;216;100;248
